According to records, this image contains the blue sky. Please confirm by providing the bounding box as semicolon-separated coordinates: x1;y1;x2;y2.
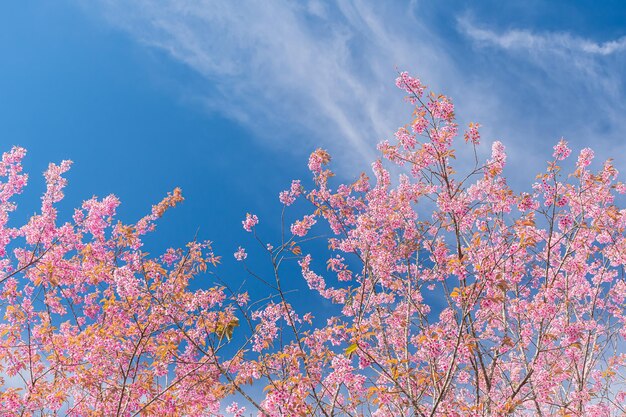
2;1;626;302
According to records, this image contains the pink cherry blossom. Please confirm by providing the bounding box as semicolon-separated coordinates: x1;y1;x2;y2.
242;212;259;232
233;246;247;260
553;138;572;160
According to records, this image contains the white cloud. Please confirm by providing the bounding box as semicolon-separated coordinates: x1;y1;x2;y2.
455;17;626;186
79;0;498;177
458;18;626;56
79;1;626;186
82;1;427;172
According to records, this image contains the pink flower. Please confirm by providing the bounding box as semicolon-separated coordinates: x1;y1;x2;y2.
291;214;316;237
234;246;247;261
308;149;330;173
488;141;507;175
279;180;303;206
491;141;506;164
558;214;573;231
113;266;141;298
161;248;180;265
412;111;428;134
428;95;454;121
518;193;536;211
395;71;425;99
464;122;480;145
279;190;295;205
242;213;259;232
290;179;303;195
225;402;246;417
395;127;416;150
553;138;571;160
236;292;249;306
577;147;594;168
457;370;470;384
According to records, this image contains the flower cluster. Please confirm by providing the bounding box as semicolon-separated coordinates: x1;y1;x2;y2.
242;212;259;232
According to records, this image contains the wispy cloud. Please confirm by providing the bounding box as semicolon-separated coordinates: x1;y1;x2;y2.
80;1;626;185
457;16;626;106
458;18;626;56
83;0;443;172
455;16;626;184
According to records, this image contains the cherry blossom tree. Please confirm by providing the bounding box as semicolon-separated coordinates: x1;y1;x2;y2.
1;72;625;416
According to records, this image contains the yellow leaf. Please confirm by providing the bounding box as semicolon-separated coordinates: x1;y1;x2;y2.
217;318;239;341
344;343;358;357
